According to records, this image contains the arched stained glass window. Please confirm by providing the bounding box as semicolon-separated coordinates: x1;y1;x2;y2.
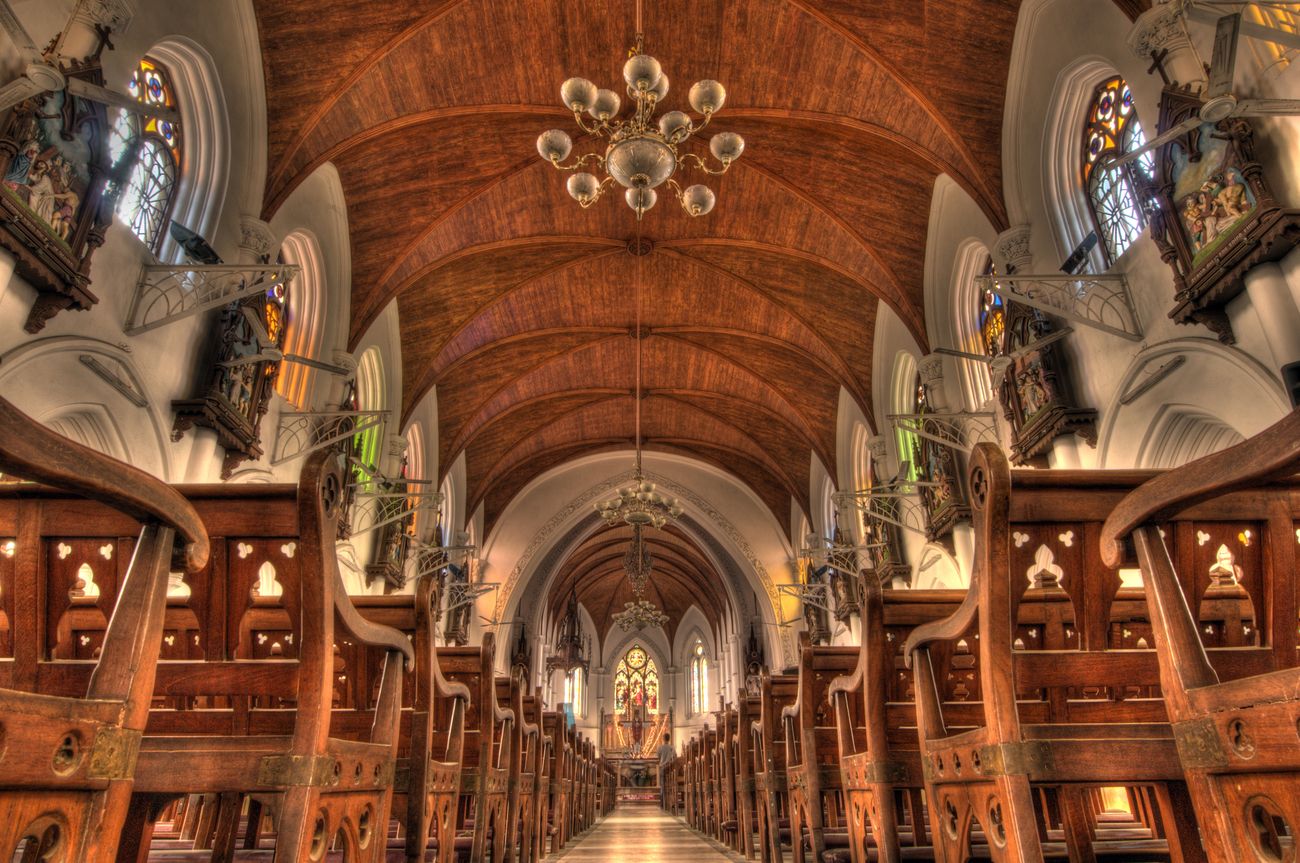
614;643;659;714
110;57;182;251
1082;75;1153;264
978;257;1005;362
689;641;708;715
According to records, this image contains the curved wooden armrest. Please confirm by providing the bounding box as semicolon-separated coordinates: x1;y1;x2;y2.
780;701;800;721
522;720;540;739
334;585;416;669
494;703;516;727
902;567;982;668
433;661;471;703
0;396;209;571
826;663;864;702
1101;407;1300;568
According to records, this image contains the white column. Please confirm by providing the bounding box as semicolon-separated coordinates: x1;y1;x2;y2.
0;249;16;308
183;428;221;482
994;225;1033;274
1047;435;1083;469
918;353;951;411
1245;263;1300;370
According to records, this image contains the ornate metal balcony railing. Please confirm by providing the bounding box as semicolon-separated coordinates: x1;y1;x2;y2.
834;486;932;538
975;273;1142;341
347;486;442;539
887;410;999;455
125;264;299;335
271;410;387;466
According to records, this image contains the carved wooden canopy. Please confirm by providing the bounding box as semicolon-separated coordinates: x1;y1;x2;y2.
253;0;1024;530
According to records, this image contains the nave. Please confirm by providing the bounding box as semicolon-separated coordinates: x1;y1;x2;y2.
548;802;736;863
5;0;1300;861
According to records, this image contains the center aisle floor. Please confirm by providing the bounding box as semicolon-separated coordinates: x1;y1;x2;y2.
548;801;738;862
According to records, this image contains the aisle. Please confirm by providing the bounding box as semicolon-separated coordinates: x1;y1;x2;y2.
548;801;738;862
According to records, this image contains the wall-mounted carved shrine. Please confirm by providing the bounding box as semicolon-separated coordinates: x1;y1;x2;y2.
980;285;1097;466
0;59;113;333
172;284;287;478
1146;85;1300;344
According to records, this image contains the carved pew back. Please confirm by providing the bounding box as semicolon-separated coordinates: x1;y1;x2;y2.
0;397;208;863
752;670;798;863
782;635;859;863
1100;408;1300;863
435;631;514;863
901;445;1281;863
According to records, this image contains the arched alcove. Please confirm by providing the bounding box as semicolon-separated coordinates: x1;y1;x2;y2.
1097;339;1289;468
276;230;326;408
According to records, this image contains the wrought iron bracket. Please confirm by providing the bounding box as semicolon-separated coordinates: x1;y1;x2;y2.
271;410;388;466
777;583;832;625
445;582;499;614
348;489;443;539
124;264;300;335
834;488;930;538
975;273;1142;341
887;410;998;455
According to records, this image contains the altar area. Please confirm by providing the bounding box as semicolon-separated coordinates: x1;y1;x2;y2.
600;645;673;801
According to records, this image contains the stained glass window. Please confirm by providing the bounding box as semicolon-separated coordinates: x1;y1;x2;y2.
1082;76;1153;264
978;257;1005;360
689;641;708;715
614;643;659;714
110;57;182;251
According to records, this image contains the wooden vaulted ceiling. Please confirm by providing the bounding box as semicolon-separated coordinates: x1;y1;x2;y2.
253;0;1023;533
544;523;730;644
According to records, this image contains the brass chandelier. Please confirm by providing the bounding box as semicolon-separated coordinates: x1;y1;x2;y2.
536;19;744;220
613;595;669;632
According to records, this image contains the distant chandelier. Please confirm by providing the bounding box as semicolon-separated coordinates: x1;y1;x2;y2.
613;597;669;632
536;33;744;220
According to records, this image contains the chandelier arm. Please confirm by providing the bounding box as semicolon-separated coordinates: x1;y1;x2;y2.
549;152;606;173
679;152;730;176
571;111;602;136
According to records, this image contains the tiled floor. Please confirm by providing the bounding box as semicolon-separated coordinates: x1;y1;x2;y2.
549;802;738;862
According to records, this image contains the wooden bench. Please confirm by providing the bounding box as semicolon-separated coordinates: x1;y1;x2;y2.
783;636;859;863
0;396;209;862
1100;407;1300;863
118;448;415;862
903;443;1226;863
752;670;798;863
829;582;965;863
435;633;515;863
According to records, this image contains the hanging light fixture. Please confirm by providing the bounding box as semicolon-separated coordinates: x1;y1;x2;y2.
613;595;669;632
536;4;744;220
623;524;653;594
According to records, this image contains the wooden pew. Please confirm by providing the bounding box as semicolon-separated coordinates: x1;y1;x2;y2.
435;633;515;863
735;694;762;859
1100;408;1300;863
717;706;741;852
829;583;966;863
0;397;209;862
903;443;1213;863
117;449;415;862
542;710;570;853
752;670;799;863
515;685;546;863
783;636;859;863
392;574;471;863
